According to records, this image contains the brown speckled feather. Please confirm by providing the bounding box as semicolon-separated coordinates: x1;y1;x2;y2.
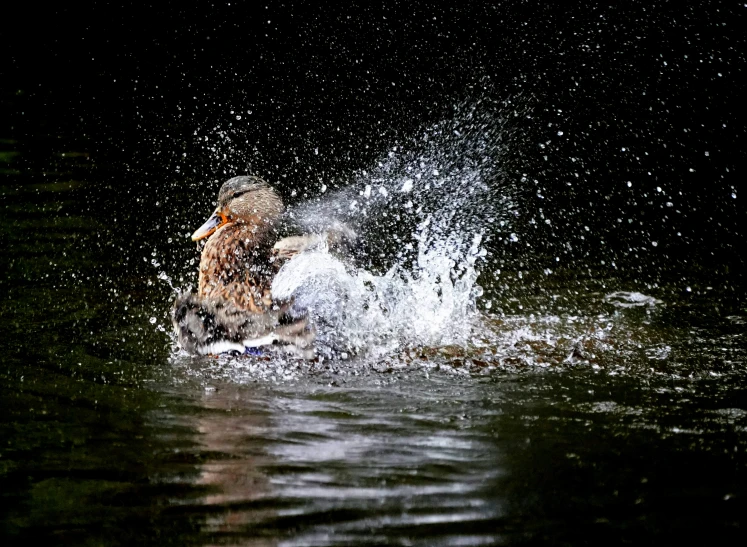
198;220;282;313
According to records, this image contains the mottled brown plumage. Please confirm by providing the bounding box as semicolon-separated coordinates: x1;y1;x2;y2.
197;213;279;312
172;175;314;357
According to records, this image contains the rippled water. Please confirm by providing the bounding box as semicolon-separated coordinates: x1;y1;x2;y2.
2;132;746;545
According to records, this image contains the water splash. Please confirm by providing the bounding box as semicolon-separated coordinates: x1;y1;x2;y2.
267;106;520;358
272;231;483;359
604;291;662;308
289;104;518;273
174;100;707;373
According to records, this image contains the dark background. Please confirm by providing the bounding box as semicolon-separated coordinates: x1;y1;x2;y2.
2;3;747;545
3;0;745;283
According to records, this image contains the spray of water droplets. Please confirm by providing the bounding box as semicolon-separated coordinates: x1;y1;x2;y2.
272;107;519;359
160;98;742;381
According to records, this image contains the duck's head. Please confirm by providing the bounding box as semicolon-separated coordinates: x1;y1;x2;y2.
191;176;285;241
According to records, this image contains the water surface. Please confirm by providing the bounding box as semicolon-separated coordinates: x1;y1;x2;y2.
2;143;745;545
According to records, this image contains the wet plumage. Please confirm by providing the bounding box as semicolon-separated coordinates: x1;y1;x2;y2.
172;176;314;357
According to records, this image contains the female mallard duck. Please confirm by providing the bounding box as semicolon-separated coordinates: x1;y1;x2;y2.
172;175;317;357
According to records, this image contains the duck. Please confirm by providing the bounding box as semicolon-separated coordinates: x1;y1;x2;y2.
172;175;319;358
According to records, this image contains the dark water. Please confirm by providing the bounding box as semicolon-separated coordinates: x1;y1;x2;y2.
2;2;746;545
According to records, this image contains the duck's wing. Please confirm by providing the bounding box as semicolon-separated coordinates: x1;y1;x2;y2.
172;292;314;357
272;224;358;260
272;234;324;259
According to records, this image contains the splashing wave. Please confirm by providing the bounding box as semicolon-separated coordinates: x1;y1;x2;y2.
272;227;484;359
272;110;516;358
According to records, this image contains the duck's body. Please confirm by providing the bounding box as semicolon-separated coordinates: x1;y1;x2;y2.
197;219;278;312
172;176;314;357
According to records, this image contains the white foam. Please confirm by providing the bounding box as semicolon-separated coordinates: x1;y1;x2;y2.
272;219;482;358
604;291;662;308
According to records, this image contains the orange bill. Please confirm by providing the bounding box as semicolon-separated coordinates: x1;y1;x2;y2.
191;209;229;241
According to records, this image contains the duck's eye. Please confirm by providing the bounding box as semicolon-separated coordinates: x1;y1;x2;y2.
232;190;248;200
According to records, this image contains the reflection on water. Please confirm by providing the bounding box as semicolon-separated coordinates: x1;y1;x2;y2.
187;379;506;544
191;387;275;537
154;364;747;544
